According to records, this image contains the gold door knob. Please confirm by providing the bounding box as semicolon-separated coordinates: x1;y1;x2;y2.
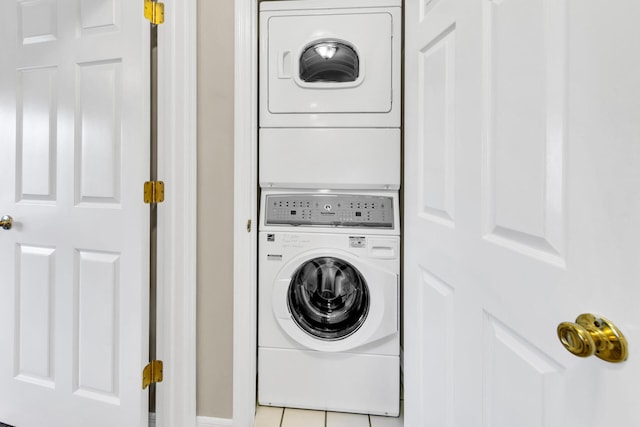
0;215;12;230
557;313;628;363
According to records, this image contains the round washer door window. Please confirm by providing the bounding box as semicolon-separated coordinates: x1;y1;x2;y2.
288;257;369;340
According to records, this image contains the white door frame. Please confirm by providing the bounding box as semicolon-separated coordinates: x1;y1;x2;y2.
156;0;198;426
233;0;259;426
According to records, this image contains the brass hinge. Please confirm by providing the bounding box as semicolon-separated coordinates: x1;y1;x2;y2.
144;0;165;25
142;360;163;389
246;219;252;233
144;181;165;204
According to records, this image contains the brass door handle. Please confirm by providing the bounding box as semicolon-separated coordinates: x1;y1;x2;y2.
557;313;628;363
0;215;12;230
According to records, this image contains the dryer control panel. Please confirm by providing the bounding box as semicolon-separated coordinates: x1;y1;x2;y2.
264;194;394;228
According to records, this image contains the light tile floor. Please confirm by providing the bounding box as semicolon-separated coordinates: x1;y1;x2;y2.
254;404;404;427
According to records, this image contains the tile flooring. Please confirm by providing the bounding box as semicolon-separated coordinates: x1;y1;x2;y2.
254;405;403;427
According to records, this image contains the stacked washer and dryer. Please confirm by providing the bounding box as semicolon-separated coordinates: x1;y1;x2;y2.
258;0;402;416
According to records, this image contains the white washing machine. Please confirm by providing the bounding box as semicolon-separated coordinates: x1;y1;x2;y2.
258;190;400;416
259;0;402;128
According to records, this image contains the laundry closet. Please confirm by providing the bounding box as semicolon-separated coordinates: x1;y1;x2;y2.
257;0;402;417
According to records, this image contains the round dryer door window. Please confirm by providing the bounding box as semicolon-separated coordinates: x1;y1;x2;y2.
299;41;359;83
288;257;369;340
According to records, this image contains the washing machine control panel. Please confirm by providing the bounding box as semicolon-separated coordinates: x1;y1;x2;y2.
265;194;394;228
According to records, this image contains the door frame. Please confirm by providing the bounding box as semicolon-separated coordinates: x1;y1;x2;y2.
157;0;198;426
233;0;259;425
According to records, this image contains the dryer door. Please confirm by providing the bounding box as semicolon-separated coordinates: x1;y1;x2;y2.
260;5;401;127
288;257;370;340
299;40;360;84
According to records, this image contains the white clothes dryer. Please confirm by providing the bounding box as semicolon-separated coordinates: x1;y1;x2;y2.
258;190;400;416
259;0;402;128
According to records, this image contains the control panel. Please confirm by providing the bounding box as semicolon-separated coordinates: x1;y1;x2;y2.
264;194;394;228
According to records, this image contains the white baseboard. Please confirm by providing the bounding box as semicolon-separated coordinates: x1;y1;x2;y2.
149;413;232;427
196;416;234;427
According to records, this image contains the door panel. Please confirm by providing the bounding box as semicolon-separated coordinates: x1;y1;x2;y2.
16;245;56;387
405;0;640;426
417;23;456;227
482;0;567;265
17;67;57;201
77;60;122;203
0;1;149;426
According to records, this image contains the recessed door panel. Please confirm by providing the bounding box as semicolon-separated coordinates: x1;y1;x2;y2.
16;245;55;387
17;67;57;201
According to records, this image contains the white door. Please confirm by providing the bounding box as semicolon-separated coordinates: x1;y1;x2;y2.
0;1;149;426
404;0;640;426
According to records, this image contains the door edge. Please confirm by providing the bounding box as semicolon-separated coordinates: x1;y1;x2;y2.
157;0;199;425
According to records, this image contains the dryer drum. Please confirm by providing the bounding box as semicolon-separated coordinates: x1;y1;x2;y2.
299;41;359;83
288;257;369;340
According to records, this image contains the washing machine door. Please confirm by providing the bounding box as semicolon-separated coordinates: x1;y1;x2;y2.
272;251;398;352
288;257;369;340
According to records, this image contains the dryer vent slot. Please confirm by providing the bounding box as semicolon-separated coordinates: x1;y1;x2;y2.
299;41;359;83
